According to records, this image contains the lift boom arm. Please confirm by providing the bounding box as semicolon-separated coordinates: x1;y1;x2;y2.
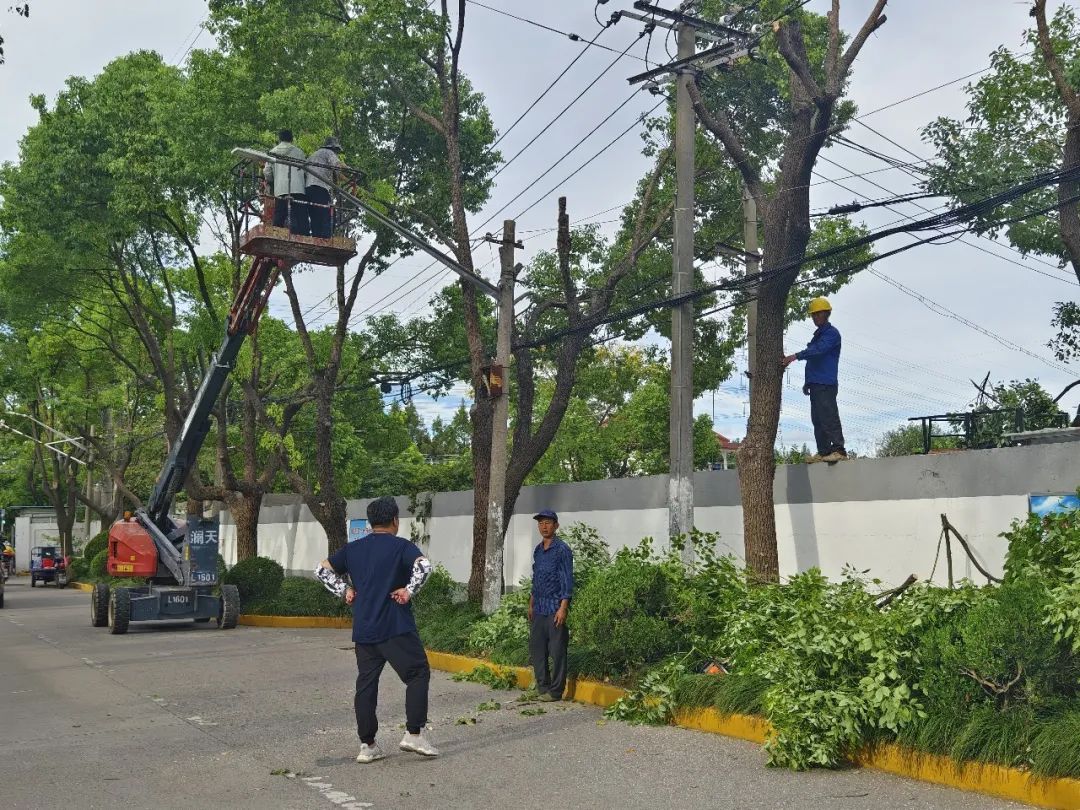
137;256;282;584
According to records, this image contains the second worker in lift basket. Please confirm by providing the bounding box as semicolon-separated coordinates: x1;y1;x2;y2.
263;129;310;236
305;136;348;239
783;297;847;463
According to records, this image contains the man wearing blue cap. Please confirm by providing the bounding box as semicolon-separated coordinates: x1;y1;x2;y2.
528;509;574;701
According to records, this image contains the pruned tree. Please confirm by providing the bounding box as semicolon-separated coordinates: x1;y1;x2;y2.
688;0;889;581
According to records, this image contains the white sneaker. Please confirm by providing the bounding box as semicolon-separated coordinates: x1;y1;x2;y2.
355;742;386;763
399;729;439;757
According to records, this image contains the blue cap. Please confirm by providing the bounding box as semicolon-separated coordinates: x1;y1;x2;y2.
533;509;558;522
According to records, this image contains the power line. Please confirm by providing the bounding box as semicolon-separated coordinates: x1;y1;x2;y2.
465;0;647;62
488;29;647;183
868;269;1074;376
488;21;614;153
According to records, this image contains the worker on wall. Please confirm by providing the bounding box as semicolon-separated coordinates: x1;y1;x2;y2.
306;136;347;239
783;297;847;463
263;129;310;236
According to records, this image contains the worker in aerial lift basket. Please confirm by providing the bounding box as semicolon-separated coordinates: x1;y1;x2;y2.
305;136;348;239
263;129;310;236
782;297;848;463
315;496;437;763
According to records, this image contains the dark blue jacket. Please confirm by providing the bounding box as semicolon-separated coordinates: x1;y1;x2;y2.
796;322;841;385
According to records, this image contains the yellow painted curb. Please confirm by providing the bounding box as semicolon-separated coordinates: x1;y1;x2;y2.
853;743;1080;810
238;614;351;629
423;650;628;706
70;582;94;592
673;707;769;744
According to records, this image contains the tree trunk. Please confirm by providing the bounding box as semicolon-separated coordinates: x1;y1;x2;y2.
227;490;262;561
322;495;349;557
737;284;787;581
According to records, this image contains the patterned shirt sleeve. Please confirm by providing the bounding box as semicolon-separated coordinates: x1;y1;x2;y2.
405;556;433;596
315;563;348;598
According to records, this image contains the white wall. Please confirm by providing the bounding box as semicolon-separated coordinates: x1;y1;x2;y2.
218;496;1017;588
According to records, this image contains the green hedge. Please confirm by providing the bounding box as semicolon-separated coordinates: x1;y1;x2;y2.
222;556;284;606
89;549;108;580
83;529;108;561
247;576;350;618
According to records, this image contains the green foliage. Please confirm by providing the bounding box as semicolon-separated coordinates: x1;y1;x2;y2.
67;556;89;583
751;572;920;769
570;539;682;675
451;664;518;690
1031;708;1080;779
222;556;284;606
559;523;610;589
251;576;350;618
466;584;530;666
949;580;1078;710
1002;508;1080;654
412;563;456;615
89;549;108;580
606;657;689;726
83;530;109;561
416;601;483;655
874;424;929;457
922;5;1080;360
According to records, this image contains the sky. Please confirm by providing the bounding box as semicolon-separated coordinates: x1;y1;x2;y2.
1;0;1077;456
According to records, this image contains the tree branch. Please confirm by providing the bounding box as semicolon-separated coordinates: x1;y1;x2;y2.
1032;0;1080;117
688;78;764;201
838;0;888;82
777;19;825;104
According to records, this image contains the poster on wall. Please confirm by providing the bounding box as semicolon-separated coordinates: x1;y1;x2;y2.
1029;493;1080;517
348;518;369;542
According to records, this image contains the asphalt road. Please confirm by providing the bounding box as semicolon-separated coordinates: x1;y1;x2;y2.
1;576;1027;810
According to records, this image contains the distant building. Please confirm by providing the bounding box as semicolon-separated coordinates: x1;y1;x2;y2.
712;432;740;470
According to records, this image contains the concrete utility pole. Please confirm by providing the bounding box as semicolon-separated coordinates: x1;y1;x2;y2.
669;19;696;560
482;220;519;614
743;185;759;394
626;2;754;559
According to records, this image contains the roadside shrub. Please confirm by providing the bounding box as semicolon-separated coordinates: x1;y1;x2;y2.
1031;707;1080;778
1002;509;1080;586
560;523;610;589
412;563;456;616
949;580;1079;710
570;540;681;674
90;549;108;580
749;571;922;769
68;557;89;583
466;583;530;666
417;601;483;655
83;529;108;561
222;556;284;606
261;576;350;618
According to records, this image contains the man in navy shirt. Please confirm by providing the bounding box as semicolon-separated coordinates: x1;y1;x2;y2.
783;297;847;462
316;496;436;763
528;509;574;702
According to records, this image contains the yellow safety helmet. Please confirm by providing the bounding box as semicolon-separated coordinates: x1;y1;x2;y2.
808;297;832;315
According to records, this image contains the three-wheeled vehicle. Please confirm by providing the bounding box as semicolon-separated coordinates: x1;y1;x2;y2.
30;546;68;588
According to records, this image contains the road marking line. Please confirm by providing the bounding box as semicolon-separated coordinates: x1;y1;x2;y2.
299;775;374;808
